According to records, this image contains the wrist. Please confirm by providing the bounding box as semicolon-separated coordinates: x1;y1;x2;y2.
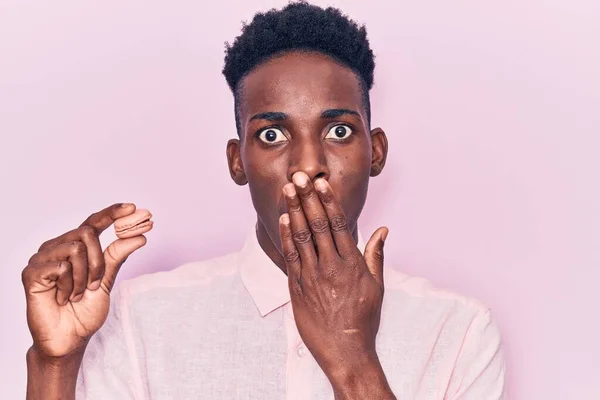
27;344;86;370
328;351;396;400
26;345;85;400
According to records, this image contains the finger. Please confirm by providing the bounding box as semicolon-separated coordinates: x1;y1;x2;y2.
79;202;137;233
102;235;147;292
37;203;137;290
31;241;89;302
313;178;357;258
22;261;74;306
55;261;75;305
36;225;105;291
279;213;302;292
283;183;317;267
364;227;388;288
37;203;136;253
291;172;337;259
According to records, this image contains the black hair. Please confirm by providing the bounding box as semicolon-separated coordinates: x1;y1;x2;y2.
222;1;375;134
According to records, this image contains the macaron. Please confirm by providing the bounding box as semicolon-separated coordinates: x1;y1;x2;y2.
114;208;153;239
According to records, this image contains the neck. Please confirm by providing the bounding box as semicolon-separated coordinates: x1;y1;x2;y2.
255;217;359;275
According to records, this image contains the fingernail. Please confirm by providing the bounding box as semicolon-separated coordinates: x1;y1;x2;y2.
314;178;327;192
280;213;290;225
88;280;101;290
71;293;84;302
121;203;134;208
292;173;309;188
283;184;296;198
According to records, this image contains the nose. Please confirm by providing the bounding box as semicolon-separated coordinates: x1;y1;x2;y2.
287;137;330;182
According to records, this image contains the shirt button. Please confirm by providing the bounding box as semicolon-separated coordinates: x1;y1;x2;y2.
297;344;307;358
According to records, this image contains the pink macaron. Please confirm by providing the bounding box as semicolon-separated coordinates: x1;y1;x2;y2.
114;208;153;239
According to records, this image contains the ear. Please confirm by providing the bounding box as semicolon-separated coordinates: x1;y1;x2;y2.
226;138;248;185
369;127;388;177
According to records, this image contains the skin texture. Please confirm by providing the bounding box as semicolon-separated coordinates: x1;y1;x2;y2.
226;51;393;399
22;203;149;400
114;208;153;239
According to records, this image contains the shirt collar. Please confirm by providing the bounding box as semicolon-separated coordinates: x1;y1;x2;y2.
239;226;366;317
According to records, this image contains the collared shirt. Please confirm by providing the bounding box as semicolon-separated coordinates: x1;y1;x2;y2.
76;229;506;399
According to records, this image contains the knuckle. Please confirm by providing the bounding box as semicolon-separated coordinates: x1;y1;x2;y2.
79;211;99;228
343;256;362;273
323;265;341;281
299;190;317;201
330;215;349;232
284;249;301;264
21;266;31;285
281;226;293;239
292;229;313;245
289;203;303;213
104;244;119;264
78;225;97;241
88;262;105;278
27;253;39;265
57;261;72;276
309;217;329;234
320;192;334;204
37;240;52;252
68;240;87;257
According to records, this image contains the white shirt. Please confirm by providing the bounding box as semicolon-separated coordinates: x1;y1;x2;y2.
76;229;506;399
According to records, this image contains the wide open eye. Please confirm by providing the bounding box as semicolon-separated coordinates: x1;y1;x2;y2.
325;125;353;140
257;127;287;144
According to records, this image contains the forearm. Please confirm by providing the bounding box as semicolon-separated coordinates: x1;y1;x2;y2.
329;352;397;400
26;346;84;400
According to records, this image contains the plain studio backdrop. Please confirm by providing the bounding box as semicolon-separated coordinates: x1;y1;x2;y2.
1;0;598;398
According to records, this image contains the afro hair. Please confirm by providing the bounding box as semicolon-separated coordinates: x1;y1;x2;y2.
222;1;376;133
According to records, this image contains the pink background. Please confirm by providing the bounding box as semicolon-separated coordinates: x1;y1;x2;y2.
1;1;599;398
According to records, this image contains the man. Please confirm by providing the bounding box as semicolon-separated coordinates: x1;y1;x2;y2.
22;2;506;399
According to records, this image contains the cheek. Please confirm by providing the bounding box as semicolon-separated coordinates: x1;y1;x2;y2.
332;145;371;185
340;168;370;213
244;151;289;209
330;150;371;220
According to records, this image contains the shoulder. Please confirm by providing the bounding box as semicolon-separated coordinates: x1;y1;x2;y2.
380;270;506;397
380;267;500;340
383;266;491;314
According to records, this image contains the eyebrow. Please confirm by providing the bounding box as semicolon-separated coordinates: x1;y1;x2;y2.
320;108;360;119
249;111;288;122
249;108;360;122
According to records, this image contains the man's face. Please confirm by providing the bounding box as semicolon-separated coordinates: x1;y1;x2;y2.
227;51;387;254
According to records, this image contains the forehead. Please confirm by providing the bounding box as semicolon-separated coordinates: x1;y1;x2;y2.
238;52;364;122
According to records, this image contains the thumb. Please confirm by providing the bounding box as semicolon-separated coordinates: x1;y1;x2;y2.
363;226;388;288
102;235;147;292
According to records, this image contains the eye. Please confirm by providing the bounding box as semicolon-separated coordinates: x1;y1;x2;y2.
257;127;287;144
325;125;353;140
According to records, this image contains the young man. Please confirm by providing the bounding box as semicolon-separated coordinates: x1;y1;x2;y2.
22;2;505;399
